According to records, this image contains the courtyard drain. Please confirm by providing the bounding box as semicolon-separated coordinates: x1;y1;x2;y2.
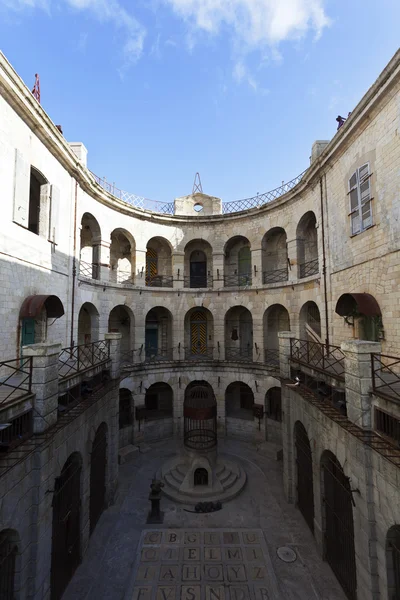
277;546;297;563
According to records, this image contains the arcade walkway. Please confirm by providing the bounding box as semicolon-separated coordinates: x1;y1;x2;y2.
63;439;346;600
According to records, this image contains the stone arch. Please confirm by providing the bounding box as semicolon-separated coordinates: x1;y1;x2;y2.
225;306;253;360
263;304;290;364
265;387;282;422
320;450;356;599
225;381;254;420
0;528;20;599
146;236;173;287
145;307;173;360
110;228;135;284
145;382;173;419
184;307;214;359
119;388;133;430
261;227;288;283
77;302;100;345
80;213;101;279
386;525;400;599
184;239;213;288
184;381;217;451
296;211;318;278
224;235;252;287
335;293;383;342
299;300;321;342
294;421;314;533
108;305;134;360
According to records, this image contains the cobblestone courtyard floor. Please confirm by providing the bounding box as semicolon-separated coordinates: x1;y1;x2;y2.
63;439;347;600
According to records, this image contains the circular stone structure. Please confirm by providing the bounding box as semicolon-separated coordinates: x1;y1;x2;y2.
158;383;246;503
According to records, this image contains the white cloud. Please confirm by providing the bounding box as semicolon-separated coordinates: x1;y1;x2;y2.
164;0;330;48
233;60;269;94
0;0;146;68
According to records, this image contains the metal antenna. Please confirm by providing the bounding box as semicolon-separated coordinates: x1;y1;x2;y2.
192;172;203;194
32;74;41;103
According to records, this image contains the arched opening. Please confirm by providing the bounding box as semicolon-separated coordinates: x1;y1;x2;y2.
80;213;101;279
265;387;282;422
299;301;321;342
321;451;356;599
262;227;288;284
51;452;82;600
224;236;252;287
194;468;209;486
335;293;383;342
386;525;400;599
263;304;290;365
184;240;213;288
145;307;173;361
146;237;172;287
108;305;134;361
185;307;214;360
77;302;99;346
225;382;254;420
28;166;48;236
225;306;253;360
184;381;217;451
19;295;65;350
119;388;133;430
0;529;19;599
294;422;314;533
145;382;173;420
89;423;108;535
110;228;135;285
296;211;318;278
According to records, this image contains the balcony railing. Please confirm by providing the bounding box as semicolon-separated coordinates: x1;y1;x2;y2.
299;258;319;278
225;347;253;361
371;353;400;402
183;275;213;288
58;341;110;379
184;347;215;361
0;410;33;452
144;347;173;362
146;274;173;288
224;273;252;287
115;270;134;285
79;261;100;280
264;349;280;367
0;357;33;407
263;268;288;284
291;339;345;381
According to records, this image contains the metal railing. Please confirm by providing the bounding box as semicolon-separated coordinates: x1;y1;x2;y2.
92;169;307;216
146;274;173;288
79;261;100;280
183;275;213;288
144;347;173;362
58;341;110;379
299;258;319;278
0;410;33;451
225;347;253;361
224;273;252;287
291;339;345;381
115;270;134;285
374;407;400;448
263;268;288;284
264;349;280;367
0;357;33;407
371;354;400;402
184;347;215;361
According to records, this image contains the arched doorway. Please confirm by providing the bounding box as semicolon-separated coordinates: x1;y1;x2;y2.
0;529;19;600
225;306;253;360
51;453;82;600
335;293;383;342
295;422;314;533
184;382;217;451
224;236;252;287
110;228;135;284
108;305;134;361
78;302;99;346
143;383;173;442
265;387;282;422
194;468;209;486
262;227;288;283
19;294;64;350
185;308;214;359
80;213;101;279
386;525;400;599
146;237;172;287
145;307;173;360
299;301;321;342
263;304;290;365
90;423;108;535
184;239;213;288
296;211;318;279
321;451;356;599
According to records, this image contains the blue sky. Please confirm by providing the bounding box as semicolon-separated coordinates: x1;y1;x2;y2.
0;0;399;204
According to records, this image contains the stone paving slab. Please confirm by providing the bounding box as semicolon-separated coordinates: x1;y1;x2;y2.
125;528;281;600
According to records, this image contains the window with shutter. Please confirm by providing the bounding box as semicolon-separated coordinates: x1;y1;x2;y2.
348;163;373;235
13;149;30;227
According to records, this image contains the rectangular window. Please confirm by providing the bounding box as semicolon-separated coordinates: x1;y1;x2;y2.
375;408;400;447
348;163;373;235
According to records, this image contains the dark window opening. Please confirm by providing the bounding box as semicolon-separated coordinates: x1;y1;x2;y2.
375;408;400;447
194;468;208;486
266;388;282;422
119;389;132;429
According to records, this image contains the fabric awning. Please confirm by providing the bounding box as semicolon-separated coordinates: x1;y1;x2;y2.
335;293;381;317
19;295;65;319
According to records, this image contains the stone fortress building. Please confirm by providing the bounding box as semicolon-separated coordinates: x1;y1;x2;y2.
0;45;399;600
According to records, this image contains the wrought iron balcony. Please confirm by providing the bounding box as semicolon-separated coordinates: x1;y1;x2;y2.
183;274;213;288
0;357;33;408
225;347;253;361
264;349;280;367
79;261;100;280
290;339;345;381
299;258;319;279
371;353;400;403
184;347;214;361
263;268;288;284
144;347;173;362
145;274;173;288
58;341;110;379
0;410;33;452
224;273;252;288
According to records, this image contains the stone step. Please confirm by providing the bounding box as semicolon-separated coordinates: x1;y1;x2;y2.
170;468;185;485
176;464;188;478
118;444;139;465
219;467;234;485
222;471;238;490
164;472;182;491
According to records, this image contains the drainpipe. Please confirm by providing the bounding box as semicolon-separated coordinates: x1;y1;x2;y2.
70;180;78;348
320;177;330;348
